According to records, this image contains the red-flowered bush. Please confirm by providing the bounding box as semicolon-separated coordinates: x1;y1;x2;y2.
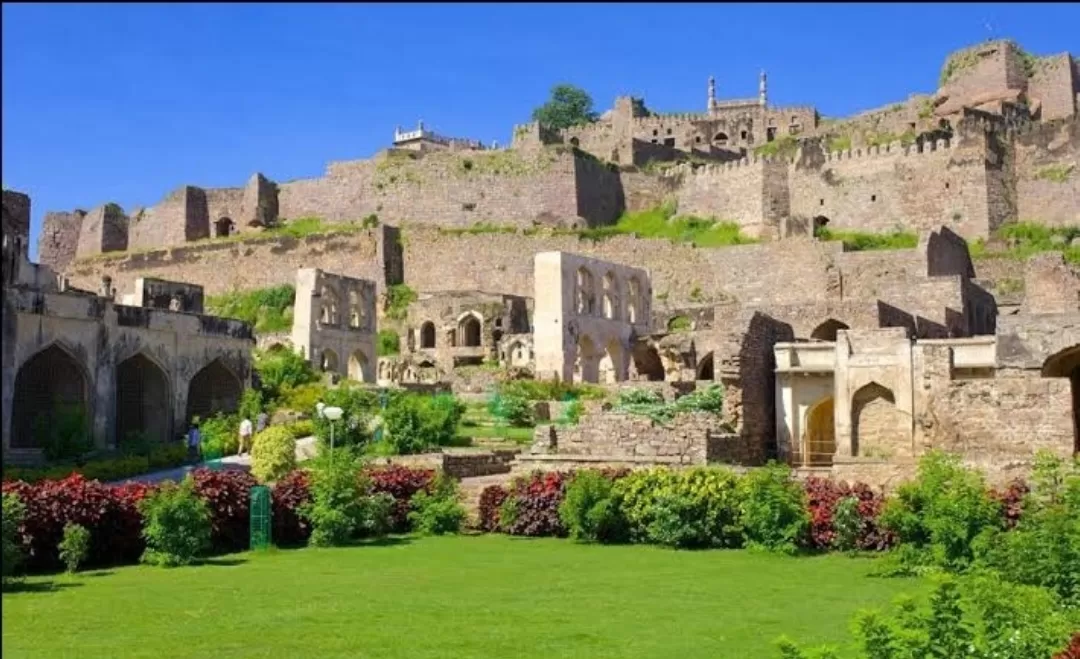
367;465;436;532
190;468;259;553
1054;632;1080;659
502;471;569;537
1;474;156;571
270;470;312;546
477;484;508;532
803;476;892;552
990;478;1029;529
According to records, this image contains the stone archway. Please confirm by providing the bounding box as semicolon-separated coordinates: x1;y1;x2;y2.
803;397;835;467
811;319;849;342
631;344;665;381
574;334;599;383
116;353;171;446
1042;345;1080;454
348;350;370;382
459;314;482;347
696;352;715;381
11;344;91;449
851;382;907;458
186;359;242;425
320;349;339;372
420;321;436;349
598;341;623;384
214;217;234;238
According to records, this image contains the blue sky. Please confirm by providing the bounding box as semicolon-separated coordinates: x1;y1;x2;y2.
3;3;1078;259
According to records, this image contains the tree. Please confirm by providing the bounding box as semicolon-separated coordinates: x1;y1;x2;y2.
531;84;599;130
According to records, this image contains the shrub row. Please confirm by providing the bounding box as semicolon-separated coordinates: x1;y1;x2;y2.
2;443;188;485
1;464;440;572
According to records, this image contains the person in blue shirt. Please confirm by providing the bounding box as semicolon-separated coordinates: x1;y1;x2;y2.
186;421;202;463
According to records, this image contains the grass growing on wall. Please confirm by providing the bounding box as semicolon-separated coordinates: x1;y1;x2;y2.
968;222;1080;264
752;135;798;158
573;204;757;248
376;330;401;356
1033;164;1075;183
816;228;919;251
385;284;417;321
205;284;295;333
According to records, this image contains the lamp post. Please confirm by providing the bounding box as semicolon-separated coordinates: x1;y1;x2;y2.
317;402;344;464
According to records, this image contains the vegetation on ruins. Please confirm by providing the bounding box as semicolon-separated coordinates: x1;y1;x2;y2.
530;83;599;130
574;203;757;248
754;135;799;158
968;222;1080;264
612;386;725;426
385;283;417;321
1035;163;1075;183
205;284;295;333
816;227;919;251
376;329;400;356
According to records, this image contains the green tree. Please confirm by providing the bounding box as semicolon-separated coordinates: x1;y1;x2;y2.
531;84;599;130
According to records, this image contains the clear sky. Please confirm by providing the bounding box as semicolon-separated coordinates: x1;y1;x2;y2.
3;3;1078;259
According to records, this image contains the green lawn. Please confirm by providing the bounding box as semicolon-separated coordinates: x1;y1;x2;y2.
2;535;924;659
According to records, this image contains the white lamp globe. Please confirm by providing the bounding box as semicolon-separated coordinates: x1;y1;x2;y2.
323;406;344;422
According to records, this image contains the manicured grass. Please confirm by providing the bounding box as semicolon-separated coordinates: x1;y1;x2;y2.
2;535;924;659
455;423;534;442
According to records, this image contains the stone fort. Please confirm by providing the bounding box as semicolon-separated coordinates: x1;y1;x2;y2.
7;38;1080;484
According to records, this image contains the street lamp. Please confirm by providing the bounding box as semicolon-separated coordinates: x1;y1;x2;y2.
317;402;344;463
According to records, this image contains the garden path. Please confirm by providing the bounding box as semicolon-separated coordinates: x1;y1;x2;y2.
107;436;318;486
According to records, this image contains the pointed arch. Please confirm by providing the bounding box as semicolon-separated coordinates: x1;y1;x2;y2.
811;319;849;342
186;358;242;425
458;312;482;348
1042;344;1080;455
116;352;171;446
598;341;624;384
11;343;92;449
319;349;339;372
574;334;599;383
803;396;835;467
696;351;715;381
602;271;619;320
348;349;371;382
851;382;906;458
420;321;436;349
631;343;665;381
575;267;596;316
626;277;642;324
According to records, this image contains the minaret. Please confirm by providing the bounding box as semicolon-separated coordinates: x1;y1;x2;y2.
759;70;767;108
707;76;717;112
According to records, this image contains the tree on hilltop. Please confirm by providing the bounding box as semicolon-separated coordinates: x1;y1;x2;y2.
531;84;599;130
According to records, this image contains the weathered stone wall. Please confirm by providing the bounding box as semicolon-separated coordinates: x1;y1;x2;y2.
1028;53;1077;122
1021;252;1080;315
38;210;86;273
66;229;387;299
2;190;30;248
1013;118;1080;227
669;159;769;236
75;204;128;259
129;186;210;251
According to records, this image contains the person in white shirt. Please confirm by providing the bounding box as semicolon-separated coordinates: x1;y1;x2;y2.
238;418;254;456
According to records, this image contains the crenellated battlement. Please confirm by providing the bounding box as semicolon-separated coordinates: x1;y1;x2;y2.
820;138;954;164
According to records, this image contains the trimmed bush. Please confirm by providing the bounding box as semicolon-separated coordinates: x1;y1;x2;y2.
737;462;809;555
271;470;312;546
408;473;467;535
615;467;742;549
560;469;628;544
251;426;297;483
58;523;90;573
138;479;212;567
368;465;436;532
2;491;26;585
190;468;259;553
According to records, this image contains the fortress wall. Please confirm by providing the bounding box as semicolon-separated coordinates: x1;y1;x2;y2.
204;187;245;233
789;139;997;238
1014;118;1080;226
66;230;385;299
277;146;593;228
562;121;619;162
670;159;769;236
38;210;86;272
1028;54;1077;122
574;156;624;227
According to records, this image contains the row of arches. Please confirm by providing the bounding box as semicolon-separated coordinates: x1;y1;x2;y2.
317;348;371;381
416;313;485;350
10;344;243;450
318;285;373;331
575;268;644;324
801;382;905;467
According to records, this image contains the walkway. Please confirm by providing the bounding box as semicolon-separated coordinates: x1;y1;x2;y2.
109;436;318;486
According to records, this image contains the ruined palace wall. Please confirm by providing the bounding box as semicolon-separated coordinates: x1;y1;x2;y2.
129;186;210;251
669;159;769;237
1013;118;1080;227
39;211;86;273
66;230;385;299
277;146;611;228
789;139;997;238
1028;54;1077;122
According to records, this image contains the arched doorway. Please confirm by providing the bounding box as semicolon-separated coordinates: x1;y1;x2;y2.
1042;345;1080;454
803;397;836;467
348;350;370;382
598;342;623;384
714;132;729;146
697;352;715;381
214;217;234;238
626;277;641;324
574;334;598;383
459;314;482;347
420;321;436;349
851;382;907;458
631;344;665;381
602;272;618;319
116;353;171;446
320;349;339;372
11;344;91;450
811;319;849;342
186;359;242;424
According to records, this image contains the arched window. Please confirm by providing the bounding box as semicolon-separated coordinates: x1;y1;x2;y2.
420;321;436;349
714;132;729;146
602;271;618;319
576;267;596;315
459;314;482;347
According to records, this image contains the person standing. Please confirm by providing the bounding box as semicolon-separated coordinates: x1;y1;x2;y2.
187;422;202;463
238;417;253;456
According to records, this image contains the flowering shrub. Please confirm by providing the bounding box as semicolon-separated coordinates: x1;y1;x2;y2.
1;475;154;571
477;484;508;532
1055;633;1080;659
368;465;436;532
271;470;312;546
990;478;1030;529
190;468;259;553
804;477;892;552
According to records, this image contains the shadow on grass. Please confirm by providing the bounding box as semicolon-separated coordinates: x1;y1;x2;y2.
198;557;247;567
2;579;83;595
83;570;114;578
353;535;414;548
